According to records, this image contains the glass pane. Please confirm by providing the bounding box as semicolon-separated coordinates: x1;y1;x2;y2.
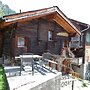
86;32;90;45
18;37;25;47
86;33;90;43
48;31;53;41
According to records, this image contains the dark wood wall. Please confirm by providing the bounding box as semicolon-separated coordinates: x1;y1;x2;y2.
1;18;89;60
14;18;68;56
0;18;69;59
3;30;11;57
0;31;3;57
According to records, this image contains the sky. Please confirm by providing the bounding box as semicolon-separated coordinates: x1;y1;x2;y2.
1;0;90;25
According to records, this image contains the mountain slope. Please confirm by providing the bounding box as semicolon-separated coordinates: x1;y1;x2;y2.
0;1;16;17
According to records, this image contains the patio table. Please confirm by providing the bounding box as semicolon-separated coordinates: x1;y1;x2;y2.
19;54;42;75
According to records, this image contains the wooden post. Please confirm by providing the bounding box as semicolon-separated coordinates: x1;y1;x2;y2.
32;59;34;75
56;61;59;71
49;62;52;68
72;80;74;90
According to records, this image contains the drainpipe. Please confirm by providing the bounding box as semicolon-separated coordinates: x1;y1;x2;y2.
81;25;90;64
81;24;90;33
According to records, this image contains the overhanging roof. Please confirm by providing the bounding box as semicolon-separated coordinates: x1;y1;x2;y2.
2;6;81;35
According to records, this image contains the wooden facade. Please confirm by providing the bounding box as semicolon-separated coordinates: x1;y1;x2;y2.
0;31;3;57
0;19;4;58
0;6;81;60
3;18;70;58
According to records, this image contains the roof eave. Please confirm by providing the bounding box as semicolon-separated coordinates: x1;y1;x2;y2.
2;6;81;35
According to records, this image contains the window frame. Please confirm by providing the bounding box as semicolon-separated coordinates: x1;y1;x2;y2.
86;32;90;45
48;30;54;41
15;36;28;48
17;36;25;47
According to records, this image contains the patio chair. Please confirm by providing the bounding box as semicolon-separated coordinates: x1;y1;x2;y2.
42;52;52;66
20;53;34;75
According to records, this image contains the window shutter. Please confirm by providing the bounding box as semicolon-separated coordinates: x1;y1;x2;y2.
25;37;28;47
15;36;18;48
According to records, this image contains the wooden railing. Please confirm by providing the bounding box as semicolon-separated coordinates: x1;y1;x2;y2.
44;58;80;78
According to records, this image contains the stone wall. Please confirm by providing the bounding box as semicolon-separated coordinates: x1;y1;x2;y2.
30;74;61;90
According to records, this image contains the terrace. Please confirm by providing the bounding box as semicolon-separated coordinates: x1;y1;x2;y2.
2;52;81;90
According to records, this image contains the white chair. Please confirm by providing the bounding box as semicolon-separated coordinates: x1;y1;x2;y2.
20;53;34;75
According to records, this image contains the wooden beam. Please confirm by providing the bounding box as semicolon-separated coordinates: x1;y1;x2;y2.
68;33;76;37
47;13;56;20
53;14;75;33
2;13;56;29
2;10;80;36
53;14;80;35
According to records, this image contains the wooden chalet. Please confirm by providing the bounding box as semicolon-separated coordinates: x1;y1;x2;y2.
0;6;81;61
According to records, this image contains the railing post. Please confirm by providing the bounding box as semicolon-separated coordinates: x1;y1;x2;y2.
72;80;74;90
49;62;52;68
32;59;34;75
56;62;59;71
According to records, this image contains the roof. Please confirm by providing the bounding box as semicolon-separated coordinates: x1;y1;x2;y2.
69;18;88;30
2;6;81;35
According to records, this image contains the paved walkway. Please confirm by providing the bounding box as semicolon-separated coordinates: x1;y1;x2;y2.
4;65;90;90
5;65;60;90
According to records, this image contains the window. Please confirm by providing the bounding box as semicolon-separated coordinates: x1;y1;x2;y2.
18;37;25;47
48;30;53;41
86;32;90;45
15;36;28;48
70;36;80;47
